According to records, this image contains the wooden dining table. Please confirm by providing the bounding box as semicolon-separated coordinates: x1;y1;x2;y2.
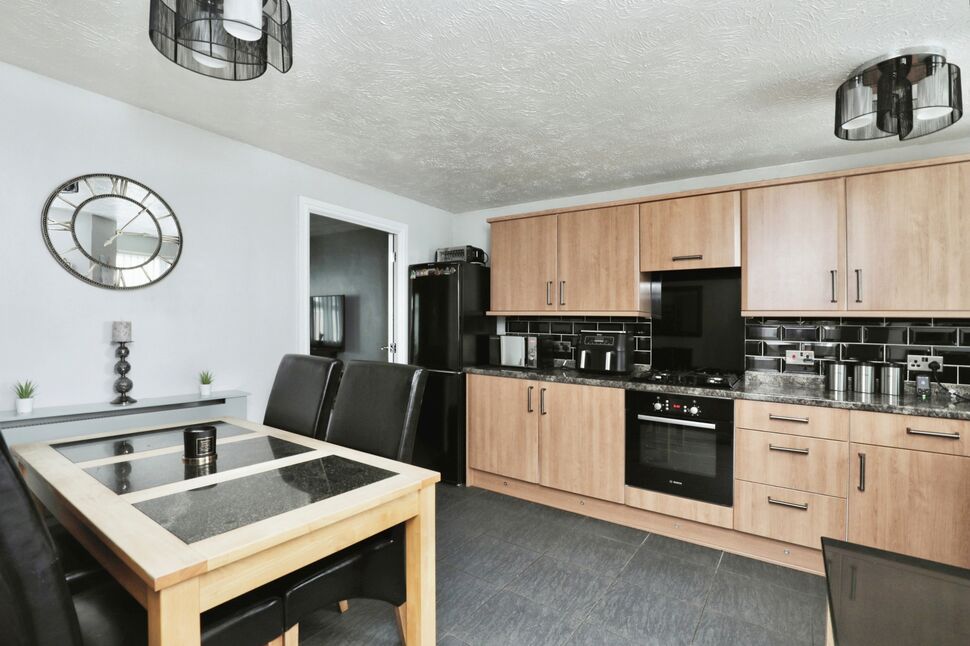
11;416;440;646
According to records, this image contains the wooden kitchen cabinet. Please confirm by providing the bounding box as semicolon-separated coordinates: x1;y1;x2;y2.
848;442;970;569
537;382;625;503
489;214;558;313
734;480;846;549
466;374;539;483
846;162;970;312
557;205;643;313
640;192;741;271
742;178;846;313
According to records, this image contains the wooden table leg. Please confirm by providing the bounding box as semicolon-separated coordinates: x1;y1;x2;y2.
148;578;201;646
404;485;435;645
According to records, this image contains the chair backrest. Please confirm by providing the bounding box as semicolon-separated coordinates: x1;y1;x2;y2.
264;354;343;439
0;437;82;646
324;361;428;462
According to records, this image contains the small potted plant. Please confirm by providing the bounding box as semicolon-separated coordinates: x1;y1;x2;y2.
199;371;214;397
14;380;37;415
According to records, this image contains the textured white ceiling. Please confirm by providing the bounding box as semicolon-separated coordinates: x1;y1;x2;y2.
1;1;969;212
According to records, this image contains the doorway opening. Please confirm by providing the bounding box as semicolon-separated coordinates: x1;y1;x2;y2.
297;198;408;364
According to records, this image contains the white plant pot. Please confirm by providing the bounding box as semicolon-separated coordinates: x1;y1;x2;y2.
16;398;34;415
199;384;212;397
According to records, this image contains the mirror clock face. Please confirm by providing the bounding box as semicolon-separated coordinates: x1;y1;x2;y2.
42;174;182;289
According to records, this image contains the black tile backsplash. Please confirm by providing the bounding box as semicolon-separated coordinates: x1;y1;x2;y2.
503;316;651;367
863;327;907;344
745;317;970;384
910;327;958;346
504;315;970;384
782;326;818;342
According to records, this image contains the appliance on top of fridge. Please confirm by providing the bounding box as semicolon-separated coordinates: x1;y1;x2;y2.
409;261;490;484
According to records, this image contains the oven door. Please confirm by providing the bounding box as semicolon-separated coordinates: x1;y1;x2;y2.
626;412;733;506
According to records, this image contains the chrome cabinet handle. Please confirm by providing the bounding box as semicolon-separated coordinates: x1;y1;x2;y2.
540;388;547;415
769;444;810;455
768;414;810;424
830;269;838;304
672;254;704;262
545;281;553;306
857;453;866;492
855;269;863;303
559;281;566;306
906;427;961;440
527;386;534;413
767;497;809;511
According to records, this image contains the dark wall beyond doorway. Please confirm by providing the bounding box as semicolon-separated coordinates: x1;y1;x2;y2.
309;218;389;362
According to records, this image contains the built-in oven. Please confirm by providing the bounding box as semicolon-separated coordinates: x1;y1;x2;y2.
625;391;734;506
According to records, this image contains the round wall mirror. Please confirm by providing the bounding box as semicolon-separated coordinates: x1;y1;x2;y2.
42;174;182;289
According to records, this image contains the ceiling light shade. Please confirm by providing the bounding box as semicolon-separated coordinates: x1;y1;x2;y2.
835;48;962;141
149;0;292;81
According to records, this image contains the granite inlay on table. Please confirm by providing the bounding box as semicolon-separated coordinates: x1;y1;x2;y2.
11;416;441;646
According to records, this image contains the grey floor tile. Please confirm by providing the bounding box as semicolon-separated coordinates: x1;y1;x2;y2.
299;598;400;646
640;533;723;569
565;621;640;646
437;521;484;563
438;636;471;646
617;546;716;603
436;564;501;636
719;552;827;598
705;570;817;639
578;516;648;546
437;483;481;512
545;528;639;578
692;610;810;646
441;532;541;587
588;580;703;645
451;592;575;646
504;555;615;627
486;506;585;553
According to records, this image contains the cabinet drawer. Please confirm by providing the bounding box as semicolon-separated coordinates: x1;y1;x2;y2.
735;429;849;497
735;400;848;441
734;480;846;549
850;411;970;457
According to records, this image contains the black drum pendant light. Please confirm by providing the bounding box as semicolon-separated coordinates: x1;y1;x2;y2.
835;47;962;140
149;0;292;81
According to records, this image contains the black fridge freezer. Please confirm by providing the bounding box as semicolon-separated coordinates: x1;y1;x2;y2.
409;261;490;484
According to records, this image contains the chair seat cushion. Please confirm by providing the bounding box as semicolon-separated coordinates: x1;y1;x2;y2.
280;528;405;628
74;579;283;646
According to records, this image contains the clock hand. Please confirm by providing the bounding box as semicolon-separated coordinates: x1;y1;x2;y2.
103;205;151;247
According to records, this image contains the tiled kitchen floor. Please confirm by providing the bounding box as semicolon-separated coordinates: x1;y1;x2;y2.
301;484;828;646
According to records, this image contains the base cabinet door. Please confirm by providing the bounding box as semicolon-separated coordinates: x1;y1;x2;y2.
538;383;625;502
848;443;970;568
467;375;539;483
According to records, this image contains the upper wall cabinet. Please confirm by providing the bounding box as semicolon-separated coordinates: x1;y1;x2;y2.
490;215;559;312
489;205;647;315
640;192;741;271
846;163;970;312
557;205;642;313
742;179;847;313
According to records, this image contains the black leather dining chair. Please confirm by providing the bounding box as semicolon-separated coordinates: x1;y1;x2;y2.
264;354;343;439
0;437;285;646
277;361;429;642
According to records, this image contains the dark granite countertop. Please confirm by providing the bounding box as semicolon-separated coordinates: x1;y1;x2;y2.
465;366;970;421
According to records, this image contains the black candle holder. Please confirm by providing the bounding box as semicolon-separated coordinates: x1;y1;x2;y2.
110;341;137;405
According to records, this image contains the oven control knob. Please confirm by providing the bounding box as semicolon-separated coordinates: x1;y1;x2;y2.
689;405;699;416
653;401;663;411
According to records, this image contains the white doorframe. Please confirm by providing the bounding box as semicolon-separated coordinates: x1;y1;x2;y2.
297;196;409;363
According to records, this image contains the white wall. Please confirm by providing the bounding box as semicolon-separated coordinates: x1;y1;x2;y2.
451;137;970;251
0;62;452;419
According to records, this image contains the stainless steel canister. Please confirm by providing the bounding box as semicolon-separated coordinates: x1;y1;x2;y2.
880;363;906;397
826;362;849;392
853;362;877;393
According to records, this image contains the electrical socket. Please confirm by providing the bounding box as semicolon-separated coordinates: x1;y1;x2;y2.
907;355;944;372
786;350;815;366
